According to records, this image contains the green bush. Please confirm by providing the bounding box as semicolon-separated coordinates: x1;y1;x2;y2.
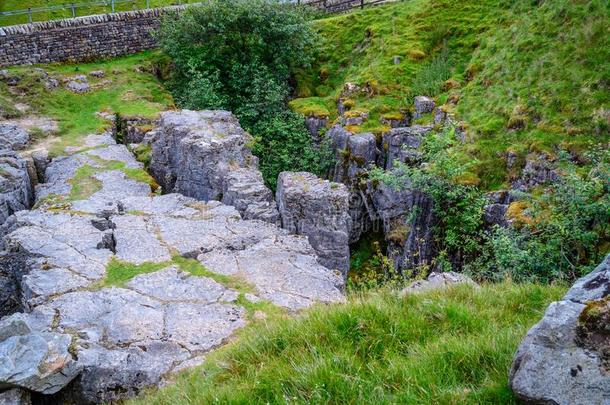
468;148;610;282
372;127;487;271
158;0;327;188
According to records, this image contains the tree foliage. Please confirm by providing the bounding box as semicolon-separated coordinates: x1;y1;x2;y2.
158;0;326;188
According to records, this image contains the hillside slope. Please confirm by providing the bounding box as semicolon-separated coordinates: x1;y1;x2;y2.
292;0;609;188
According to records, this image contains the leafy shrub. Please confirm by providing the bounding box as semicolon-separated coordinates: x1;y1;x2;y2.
371;127;487;270
158;0;327;188
467;148;610;282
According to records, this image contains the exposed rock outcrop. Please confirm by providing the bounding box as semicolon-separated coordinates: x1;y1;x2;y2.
0;125;33;245
0;122;344;403
371;181;436;272
382;125;433;169
0;313;81;395
276;171;351;274
147;110;279;224
510;255;610;405
413;96;435;119
511;152;559;191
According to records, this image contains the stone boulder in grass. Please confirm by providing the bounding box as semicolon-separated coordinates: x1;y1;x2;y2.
509;254;610;405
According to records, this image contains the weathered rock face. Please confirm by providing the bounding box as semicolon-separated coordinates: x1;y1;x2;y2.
0;313;81;395
371;181;436;272
413;96;435;118
0;125;29;151
276;172;351;274
511;152;559;191
510;255;610;405
382;125;433;169
304;116;329;143
0;128;344;403
0;125;33;243
328;126;379;243
148;110;279;224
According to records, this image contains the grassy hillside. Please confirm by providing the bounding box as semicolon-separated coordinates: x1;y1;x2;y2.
0;0;199;26
129;282;565;404
0;51;173;155
292;0;609;188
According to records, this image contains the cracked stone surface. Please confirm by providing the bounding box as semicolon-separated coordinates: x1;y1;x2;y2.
0;119;344;403
509;255;610;405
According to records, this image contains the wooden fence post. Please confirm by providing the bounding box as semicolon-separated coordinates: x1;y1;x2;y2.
360;0;364;9
111;0;115;13
71;3;76;17
28;8;33;23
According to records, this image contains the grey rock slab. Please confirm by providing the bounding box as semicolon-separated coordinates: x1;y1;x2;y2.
70;170;151;214
164;302;245;351
4;211;112;281
48;288;164;346
0;313;32;341
198;235;345;311
21;265;91;308
121;193;202;218
112;214;171;264
0;331;81;394
0;125;29;150
85;144;143;169
126;266;238;304
65;341;190;404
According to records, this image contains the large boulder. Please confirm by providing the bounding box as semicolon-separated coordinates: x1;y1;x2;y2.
509;255;610;404
147;110;279;223
0;314;81;395
276;172;351;274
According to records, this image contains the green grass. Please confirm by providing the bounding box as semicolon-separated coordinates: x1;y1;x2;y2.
128;282;565;404
293;0;609;189
0;51;173;155
0;0;200;26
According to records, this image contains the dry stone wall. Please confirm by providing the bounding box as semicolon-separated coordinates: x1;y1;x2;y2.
0;7;184;67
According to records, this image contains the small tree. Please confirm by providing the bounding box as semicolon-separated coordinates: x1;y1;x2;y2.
158;0;323;188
